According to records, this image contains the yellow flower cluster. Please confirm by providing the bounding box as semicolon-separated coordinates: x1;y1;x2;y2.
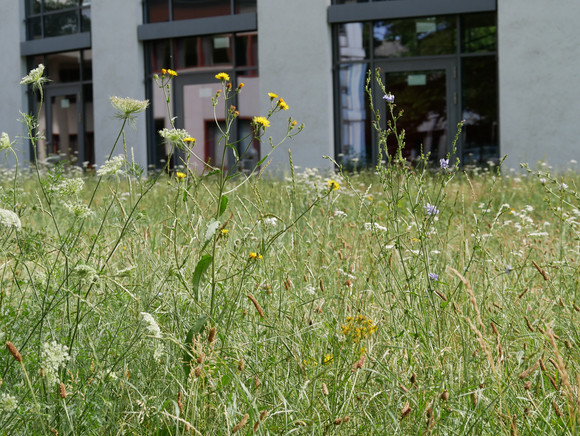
215;72;230;81
328;180;340;191
341;315;377;343
161;68;177;77
249;252;263;260
176;171;186;179
252;116;270;128
277;98;289;111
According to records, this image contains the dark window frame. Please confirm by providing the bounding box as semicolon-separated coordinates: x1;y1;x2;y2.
25;0;90;40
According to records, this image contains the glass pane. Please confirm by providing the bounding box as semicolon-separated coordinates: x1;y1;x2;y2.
338;22;370;61
334;0;370;4
235;0;257;14
44;10;78;37
27;16;42;40
461;13;496;53
338;63;371;166
44;0;79;11
44;51;81;83
235;33;258;68
47;93;80;163
151;40;171;72
27;0;41;14
173;0;231;20
461;56;499;164
199;35;233;66
374;17;456;58
83;83;95;165
82;49;92;81
81;7;91;32
175;37;199;69
148;0;169;23
384;69;447;161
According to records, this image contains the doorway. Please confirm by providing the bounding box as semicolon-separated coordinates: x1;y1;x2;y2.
374;58;458;164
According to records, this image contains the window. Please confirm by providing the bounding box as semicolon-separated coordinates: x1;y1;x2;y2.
145;0;256;23
334;12;498;166
25;0;90;40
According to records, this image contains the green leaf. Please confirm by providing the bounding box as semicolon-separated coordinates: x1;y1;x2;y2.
192;254;213;301
219;195;228;217
183;315;209;377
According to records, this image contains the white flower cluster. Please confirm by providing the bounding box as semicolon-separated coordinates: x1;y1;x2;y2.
41;341;70;384
205;218;221;242
364;222;387;232
0;132;14;151
97;155;125;177
261;217;278;227
0;393;18;413
140;312;162;338
110;96;149;119
159;128;190;143
20;64;47;86
54;177;84;197
0;209;21;230
63;201;93;219
140;312;163;360
73;264;98;284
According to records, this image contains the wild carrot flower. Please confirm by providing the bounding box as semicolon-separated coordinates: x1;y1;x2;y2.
328;180;340;191
140;312;162;338
41;341;70;384
383;92;395;103
215;72;230;81
425;203;439;215
20;64;49;87
205;219;221;241
159;128;191;150
97;155;125;176
0;132;14;151
0;209;21;230
252;116;270;128
0;393;18;413
110;96;149;121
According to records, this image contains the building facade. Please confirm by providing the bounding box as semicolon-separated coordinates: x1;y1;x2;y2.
0;0;578;172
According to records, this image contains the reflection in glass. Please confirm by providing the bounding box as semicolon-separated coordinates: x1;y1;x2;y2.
373;17;456;58
384;70;447;161
173;0;230;20
339;63;370;165
44;0;79;11
151;40;171;73
235;33;258;68
148;0;169;22
81;7;91;32
27;17;42;40
338;22;369;60
461;56;498;164
44;10;78;37
235;0;257;14
461;13;496;53
27;0;41;14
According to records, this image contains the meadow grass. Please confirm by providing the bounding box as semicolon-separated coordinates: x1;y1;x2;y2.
0;67;579;435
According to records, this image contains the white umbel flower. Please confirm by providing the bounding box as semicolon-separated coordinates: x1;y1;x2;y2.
41;341;70;384
97;155;125;176
20;64;49;87
0;209;21;230
0;393;18;413
0;132;14;151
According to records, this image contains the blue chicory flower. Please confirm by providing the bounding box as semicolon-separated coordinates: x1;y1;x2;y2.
440;158;449;170
428;272;439;280
425;203;439;215
383;93;395;103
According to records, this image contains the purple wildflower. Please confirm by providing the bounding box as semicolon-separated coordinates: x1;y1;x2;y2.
440;158;449;170
428;272;439;281
505;265;513;274
383;93;395;104
425;203;439;216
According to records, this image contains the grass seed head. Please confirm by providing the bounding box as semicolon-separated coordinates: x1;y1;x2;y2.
232;413;249;433
5;342;22;362
208;327;217;344
59;382;67;399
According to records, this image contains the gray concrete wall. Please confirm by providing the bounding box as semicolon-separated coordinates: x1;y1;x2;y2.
257;0;334;174
92;0;147;169
498;0;580;171
0;1;29;167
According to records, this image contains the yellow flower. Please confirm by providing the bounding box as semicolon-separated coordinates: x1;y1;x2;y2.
168;69;178;77
277;98;289;110
176;171;186;179
268;92;278;99
249;252;263;260
238;82;245;88
323;354;333;364
291;120;298;126
252;116;270;128
220;229;229;235
215;72;230;81
161;68;167;75
183;137;196;144
328;180;340;191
